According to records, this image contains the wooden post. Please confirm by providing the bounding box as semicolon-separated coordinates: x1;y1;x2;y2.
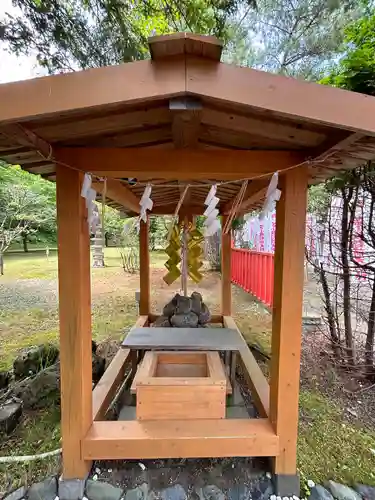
269;167;308;482
56;165;92;479
221;215;232;316
139;217;150;315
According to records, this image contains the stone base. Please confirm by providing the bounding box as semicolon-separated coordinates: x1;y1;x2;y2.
273;473;300;497
58;477;86;500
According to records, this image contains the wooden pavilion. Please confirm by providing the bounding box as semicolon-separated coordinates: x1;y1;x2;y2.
2;32;375;496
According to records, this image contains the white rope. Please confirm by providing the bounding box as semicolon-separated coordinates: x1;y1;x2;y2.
0;448;61;463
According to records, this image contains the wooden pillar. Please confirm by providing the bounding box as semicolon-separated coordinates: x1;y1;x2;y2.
221;215;232;316
56;165;92;479
269;167;308;479
139;217;150;315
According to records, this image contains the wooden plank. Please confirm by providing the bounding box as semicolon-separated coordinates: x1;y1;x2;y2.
82;418;279;459
186;56;375;136
149;33;222;62
201;108;326;147
56;165;92;479
222;316;270;416
221;215;232;316
270;167;308;475
0;58;185;124
139;218;150;315
93;349;131;421
55;148;304;180
32;107;172;142
121;327;245;351
92;179;141;214
137;385;226;420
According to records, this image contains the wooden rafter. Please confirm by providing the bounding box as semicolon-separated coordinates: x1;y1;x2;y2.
0;123;51;159
92;179;141;214
56;148;304;180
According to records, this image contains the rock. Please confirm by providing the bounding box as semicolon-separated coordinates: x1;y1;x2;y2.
354;485;375;500
191;292;203;315
175;296;192;315
228;485;251;500
92;353;106;384
3;486;27;500
198;303;211;325
13;344;59;379
86;479;123;500
28;477;57;500
163;294;179;317
14;363;60;409
202;485;225;500
326;481;362;500
309;485;334;500
0;371;10;390
251;476;273;500
125;483;149;500
0;400;23;434
161;485;187;500
170;312;199;328
152;316;171;327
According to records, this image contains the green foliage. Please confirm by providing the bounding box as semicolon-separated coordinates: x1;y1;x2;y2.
308;184;331;220
321;9;375;94
0;164;56;256
228;0;363;80
0;0;255;73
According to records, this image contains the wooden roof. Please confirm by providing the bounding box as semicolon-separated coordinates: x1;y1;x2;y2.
1;32;375;215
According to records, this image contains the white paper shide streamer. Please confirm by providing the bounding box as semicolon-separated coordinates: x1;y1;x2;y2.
259;172;281;220
204;184;220;237
81;173;100;233
139;184;153;224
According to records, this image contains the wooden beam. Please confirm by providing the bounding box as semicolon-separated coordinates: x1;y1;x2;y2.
221;215;232;316
0;58;185;124
152;204;203;215
221;180;269;215
0;123;51;158
186;56;375;136
82;418;279;460
139;218;150;315
223;316;270;417
55;148;303;180
92;179;141;214
270;166;308;475
170;97;202;149
93;349;131;421
56;165;92;479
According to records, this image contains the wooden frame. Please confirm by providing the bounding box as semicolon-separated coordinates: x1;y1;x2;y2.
44;33;313;490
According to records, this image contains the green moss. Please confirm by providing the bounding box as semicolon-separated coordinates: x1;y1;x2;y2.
298;390;375;486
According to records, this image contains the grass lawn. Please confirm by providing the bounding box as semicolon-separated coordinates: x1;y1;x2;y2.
0;247;374;492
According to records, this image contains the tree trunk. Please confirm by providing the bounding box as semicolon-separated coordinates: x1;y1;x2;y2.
365;277;375;379
104;232;109;247
319;263;341;357
0;252;3;275
22;234;28;252
341;189;355;365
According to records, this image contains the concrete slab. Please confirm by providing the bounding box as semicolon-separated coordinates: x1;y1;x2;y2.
118;405;136;421
226;405;249;419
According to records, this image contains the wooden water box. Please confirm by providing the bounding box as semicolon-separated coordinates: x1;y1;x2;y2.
132;351;227;420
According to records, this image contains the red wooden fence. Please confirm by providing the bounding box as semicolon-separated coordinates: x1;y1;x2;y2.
231;248;274;307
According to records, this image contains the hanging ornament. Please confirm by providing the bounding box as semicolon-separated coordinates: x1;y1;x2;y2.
163;223;181;285
187;224;204;283
81;173;101;233
259;172;281;220
139;184;153;223
203;184;220;237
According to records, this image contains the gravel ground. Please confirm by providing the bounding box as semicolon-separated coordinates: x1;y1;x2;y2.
0;279;58;311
